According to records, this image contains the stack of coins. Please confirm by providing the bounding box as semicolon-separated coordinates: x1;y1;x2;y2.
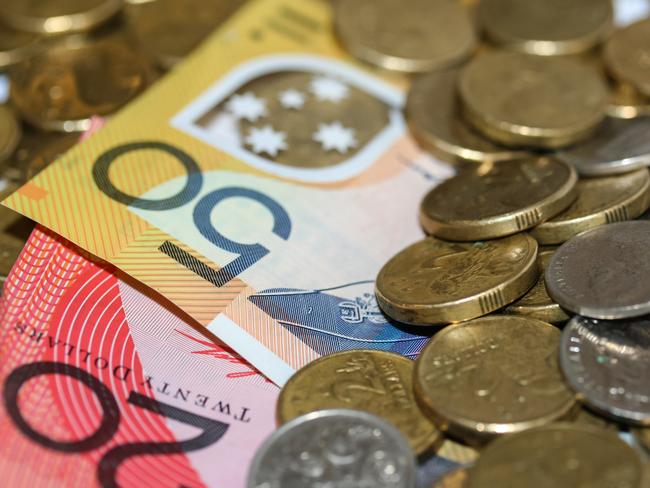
0;0;246;288
248;2;650;487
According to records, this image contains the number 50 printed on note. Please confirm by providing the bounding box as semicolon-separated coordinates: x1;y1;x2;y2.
3;0;452;385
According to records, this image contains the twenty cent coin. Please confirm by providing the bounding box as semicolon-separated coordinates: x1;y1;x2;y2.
420;158;577;240
248;409;416;488
334;0;476;73
604;19;650;98
530;169;650;244
406;69;531;165
0;0;122;34
414;316;576;445
466;424;646;488
375;235;538;325
557;117;650;176
504;250;569;323
560;315;650;425
478;0;613;56
276;350;441;455
459;51;608;149
546;221;650;319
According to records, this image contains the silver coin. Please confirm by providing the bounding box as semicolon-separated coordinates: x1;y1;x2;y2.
247;409;416;488
557;117;650;176
545;221;650;319
560;315;650;425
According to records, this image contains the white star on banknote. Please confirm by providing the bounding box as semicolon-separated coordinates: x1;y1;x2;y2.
278;89;306;110
310;76;349;103
246;125;288;156
313;122;357;154
226;91;268;121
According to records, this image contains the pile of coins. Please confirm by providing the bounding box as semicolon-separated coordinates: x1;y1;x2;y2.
248;1;650;487
0;0;245;287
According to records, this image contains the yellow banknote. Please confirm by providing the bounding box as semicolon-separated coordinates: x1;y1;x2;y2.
3;0;453;385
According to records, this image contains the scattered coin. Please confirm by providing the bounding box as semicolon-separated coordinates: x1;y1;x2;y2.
0;105;20;163
466;424;646;488
560;315;650;425
406;69;531;165
247;409;417;488
479;0;613;56
276;350;441;455
633;428;650;453
0;0;122;34
504;249;569;323
375;235;538;325
10;35;153;132
431;468;468;488
0;21;39;70
420;158;578;240
414;315;576;445
571;406;620;431
126;0;245;70
604;18;650;98
557;118;650;176
531;169;650;244
607;83;650;119
459;51;608;149
334;0;476;73
546;221;650;319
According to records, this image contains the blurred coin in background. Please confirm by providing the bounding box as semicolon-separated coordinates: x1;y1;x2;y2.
0;105;20;163
605;18;650;97
0;21;40;70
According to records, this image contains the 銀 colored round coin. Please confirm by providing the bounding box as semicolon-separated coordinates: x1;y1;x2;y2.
10;36;153;132
530;169;650;244
504;250;569;323
546;221;650;319
0;22;39;70
420;158;577;241
277;350;440;455
459;51;608;149
0;0;122;34
466;424;646;488
432;468;469;488
557;118;650;176
247;409;416;488
334;0;476;73
375;235;538;325
604;19;650;98
560;315;650;425
414;316;576;445
478;0;613;56
406;69;531;164
0;105;21;162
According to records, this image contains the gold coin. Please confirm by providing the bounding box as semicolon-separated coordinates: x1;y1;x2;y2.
0;21;39;70
530;169;650;245
127;0;245;70
375;235;538;325
604;19;650;98
0;232;24;282
504;250;569;324
479;0;612;56
572;406;620;432
406;69;531;165
466;424;645;488
0;105;21;163
10;35;153;132
459;51;608;149
334;0;476;73
607;82;650;120
414;316;577;445
420;158;578;241
276;349;441;455
0;0;122;34
432;468;469;488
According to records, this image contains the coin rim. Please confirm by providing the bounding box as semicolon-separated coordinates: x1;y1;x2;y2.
530;169;650;244
246;408;417;488
604;18;650;98
419;159;579;241
0;106;22;162
414;315;577;444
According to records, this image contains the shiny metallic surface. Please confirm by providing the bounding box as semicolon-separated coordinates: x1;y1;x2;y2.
546;221;650;318
560;315;650;425
247;409;416;488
